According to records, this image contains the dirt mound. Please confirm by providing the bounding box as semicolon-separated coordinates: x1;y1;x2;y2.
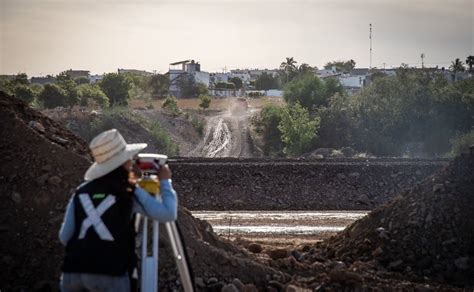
0;92;91;290
157;208;284;290
321;154;474;286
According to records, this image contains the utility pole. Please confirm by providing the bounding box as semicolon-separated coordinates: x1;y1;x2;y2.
369;23;373;70
421;53;425;69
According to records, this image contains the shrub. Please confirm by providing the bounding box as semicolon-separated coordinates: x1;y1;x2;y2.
162;95;181;115
278;102;320;156
77;84;109;107
199;95;211;110
38;84;68;108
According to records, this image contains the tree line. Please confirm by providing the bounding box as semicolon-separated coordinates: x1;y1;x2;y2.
254;58;474;157
0;71;172;108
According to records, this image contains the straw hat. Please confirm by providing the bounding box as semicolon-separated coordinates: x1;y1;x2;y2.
84;129;147;181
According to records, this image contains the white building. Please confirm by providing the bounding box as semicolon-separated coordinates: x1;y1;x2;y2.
168;60;210;98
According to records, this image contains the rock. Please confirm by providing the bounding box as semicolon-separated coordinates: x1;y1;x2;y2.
291;250;303;261
248;243;263;253
336;173;347;179
47;176;62;186
268;248;288;260
207;277;218;285
340;147;356;157
41;164;53;171
207;282;224;292
454;257;469;270
241;284;258;292
311;148;333;157
232;278;244;290
222;283;239;292
36;173;50;185
28;121;45;133
328;270;363;286
432;184;444;193
372;246;384;257
331;261;346;271
388;259;403;270
349;172;360;178
286;284;311;292
51;135;68;145
330;150;344;158
268;280;284;290
376;227;389;239
195;277;205;288
313;154;324;159
11;192;21;204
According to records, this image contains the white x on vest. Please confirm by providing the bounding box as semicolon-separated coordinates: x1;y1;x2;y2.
78;194;116;241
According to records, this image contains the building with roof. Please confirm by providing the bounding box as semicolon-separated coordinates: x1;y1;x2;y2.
167;60;210;98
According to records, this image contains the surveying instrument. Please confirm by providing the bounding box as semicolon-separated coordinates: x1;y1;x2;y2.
134;153;194;292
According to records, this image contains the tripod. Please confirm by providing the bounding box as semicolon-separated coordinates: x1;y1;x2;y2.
135;154;194;292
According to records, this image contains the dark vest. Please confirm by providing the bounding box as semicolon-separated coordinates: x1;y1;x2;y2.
62;180;135;276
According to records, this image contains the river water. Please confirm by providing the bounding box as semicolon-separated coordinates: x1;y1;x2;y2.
191;211;368;243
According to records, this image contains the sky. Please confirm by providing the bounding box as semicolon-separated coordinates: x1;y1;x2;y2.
1;0;473;76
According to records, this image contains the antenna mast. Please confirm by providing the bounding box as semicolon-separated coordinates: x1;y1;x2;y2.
369;23;373;70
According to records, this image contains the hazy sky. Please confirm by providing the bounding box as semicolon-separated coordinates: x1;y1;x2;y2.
1;0;473;76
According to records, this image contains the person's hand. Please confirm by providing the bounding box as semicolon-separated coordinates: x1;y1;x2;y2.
158;164;172;180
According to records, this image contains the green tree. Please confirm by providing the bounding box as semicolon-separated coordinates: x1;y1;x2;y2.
324;60;356;73
38;84;68;108
229;77;243;89
162;95;180;115
77;84;109;107
316;93;355;149
14;84;36;104
56;71;81;106
253;105;285;156
215;82;235;90
450;58;465;72
255;72;278;90
280;57;298;83
298;63;313;74
149;74;170;98
75;77;90;85
196;82;209;96
12;73;29;85
199;95;211;110
283;73;343;110
278;102;320;155
100;73;132;106
466;55;474;72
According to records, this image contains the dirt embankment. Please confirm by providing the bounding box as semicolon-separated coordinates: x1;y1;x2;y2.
171;159;448;210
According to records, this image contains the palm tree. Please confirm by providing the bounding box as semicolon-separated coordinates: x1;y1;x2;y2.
298;63;313;74
280;57;297;72
449;58;465;72
466;56;474;72
280;57;298;83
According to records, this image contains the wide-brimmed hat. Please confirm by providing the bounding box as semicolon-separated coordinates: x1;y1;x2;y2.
84;129;147;181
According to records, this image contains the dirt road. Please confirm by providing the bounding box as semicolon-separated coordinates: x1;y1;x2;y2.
189;108;255;158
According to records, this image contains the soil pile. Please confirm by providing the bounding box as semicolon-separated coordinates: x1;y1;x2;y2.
242;154;472;290
0;92;91;290
322;153;474;285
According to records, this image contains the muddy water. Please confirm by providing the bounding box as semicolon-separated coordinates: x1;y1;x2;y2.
192;211;368;243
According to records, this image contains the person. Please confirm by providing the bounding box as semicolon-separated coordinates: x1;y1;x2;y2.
58;129;178;292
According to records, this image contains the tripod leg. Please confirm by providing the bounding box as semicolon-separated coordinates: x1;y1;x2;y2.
165;222;195;292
